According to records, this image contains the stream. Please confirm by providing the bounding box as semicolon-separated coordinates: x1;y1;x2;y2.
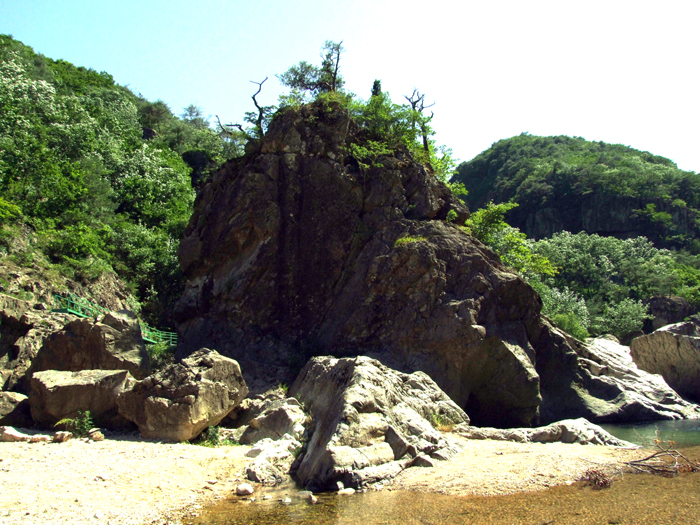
185;421;700;525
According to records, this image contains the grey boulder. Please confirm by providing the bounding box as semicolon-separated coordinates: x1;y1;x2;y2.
116;348;248;442
536;333;700;423
225;388;307;445
630;321;700;402
289;356;469;491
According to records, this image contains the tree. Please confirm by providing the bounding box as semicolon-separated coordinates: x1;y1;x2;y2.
277;40;345;97
463;201;557;278
181;104;209;129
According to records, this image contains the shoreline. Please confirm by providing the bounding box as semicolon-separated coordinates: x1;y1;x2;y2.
0;432;649;525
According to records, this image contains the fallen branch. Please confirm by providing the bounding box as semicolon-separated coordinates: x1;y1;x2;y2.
625;439;700;476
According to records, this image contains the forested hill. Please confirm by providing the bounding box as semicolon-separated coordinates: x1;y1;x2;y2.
452;134;700;252
0;35;242;324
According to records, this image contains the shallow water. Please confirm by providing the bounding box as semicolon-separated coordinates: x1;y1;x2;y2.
186;446;700;525
602;419;700;447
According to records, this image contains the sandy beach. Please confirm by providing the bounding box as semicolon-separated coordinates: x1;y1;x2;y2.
0;431;649;525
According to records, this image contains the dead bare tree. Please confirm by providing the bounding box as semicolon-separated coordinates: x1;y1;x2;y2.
215;77;271;141
404;89;435;166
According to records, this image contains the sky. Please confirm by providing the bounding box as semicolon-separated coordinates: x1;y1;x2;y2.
2;0;699;171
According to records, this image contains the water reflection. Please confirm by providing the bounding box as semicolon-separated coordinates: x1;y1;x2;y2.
601;419;700;447
187;453;700;525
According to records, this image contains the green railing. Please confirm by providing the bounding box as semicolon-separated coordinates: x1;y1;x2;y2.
141;325;178;346
52;293;177;346
53;293;109;318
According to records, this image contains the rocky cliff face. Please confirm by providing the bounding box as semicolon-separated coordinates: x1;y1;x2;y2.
174;101;699;427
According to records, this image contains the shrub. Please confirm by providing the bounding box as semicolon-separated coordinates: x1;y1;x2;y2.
394;235;428;247
55;410;94;437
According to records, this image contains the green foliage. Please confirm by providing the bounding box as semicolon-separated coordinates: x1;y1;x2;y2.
55;410;94;437
0;197;21;225
146;341;176;372
453;133;700;251
195;426;238;447
592;298;652;338
463;202;557;278
0;35;242;326
394;235;428;247
430;413;455;432
528;231;676;339
277;40;345;96
552;313;590;341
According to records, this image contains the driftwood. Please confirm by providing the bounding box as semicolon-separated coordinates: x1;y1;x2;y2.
625;440;700;476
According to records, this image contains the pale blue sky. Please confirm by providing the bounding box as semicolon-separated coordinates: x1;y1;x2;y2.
2;0;699;171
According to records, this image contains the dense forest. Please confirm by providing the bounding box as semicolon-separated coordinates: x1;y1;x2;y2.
0;35;244;324
2;35;699;345
453;133;700;251
455;136;700;342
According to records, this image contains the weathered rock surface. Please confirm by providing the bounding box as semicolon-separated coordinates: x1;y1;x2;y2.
0;293;75;392
116;348;248;442
0;391;32;427
173;101;699;428
29;369;134;428
245;434;302;485
288;356;469;491
630;321;700;402
0;426;52;442
224;387;307;444
536;335;700;423
455;418;635;447
30;311;151;380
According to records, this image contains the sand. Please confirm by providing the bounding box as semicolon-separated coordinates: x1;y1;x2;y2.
0;432;647;525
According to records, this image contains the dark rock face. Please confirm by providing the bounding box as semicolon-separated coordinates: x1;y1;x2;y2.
643;296;695;333
0;392;32;427
30;311;151;380
116;348;248;441
289;356;468;490
174;102;698;428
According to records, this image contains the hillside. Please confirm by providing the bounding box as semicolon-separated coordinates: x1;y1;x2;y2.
453;133;700;252
0;35;243;325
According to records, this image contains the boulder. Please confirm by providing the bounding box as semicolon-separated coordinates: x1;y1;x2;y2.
289;356;469;491
630;321;700;402
30;311;151;380
238;399;307;445
245;434;301;485
455;418;635;447
0;293;73;392
116;348;248;442
0;426;51;443
224;388;308;445
643;296;695;333
534;334;700;423
29;369;134;428
0;391;32;427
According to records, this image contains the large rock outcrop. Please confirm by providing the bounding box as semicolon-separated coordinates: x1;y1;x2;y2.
173;101;699;428
0;293;74;392
30;311;151;380
116;348;248;441
630;321;700;402
289;356;468;490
